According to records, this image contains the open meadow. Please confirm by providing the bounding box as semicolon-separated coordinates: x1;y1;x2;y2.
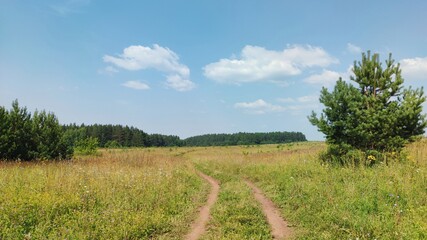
1;140;426;239
0;149;207;239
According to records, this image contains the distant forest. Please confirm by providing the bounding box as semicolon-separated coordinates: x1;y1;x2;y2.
1;100;307;161
63;124;307;147
184;132;307;146
62;124;182;148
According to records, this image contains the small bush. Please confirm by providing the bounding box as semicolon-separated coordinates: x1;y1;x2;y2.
320;143;409;167
74;137;99;155
104;140;121;149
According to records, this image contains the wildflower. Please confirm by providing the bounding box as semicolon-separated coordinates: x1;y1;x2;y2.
367;155;376;161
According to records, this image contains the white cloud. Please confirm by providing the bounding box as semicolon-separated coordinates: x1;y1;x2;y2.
204;44;338;85
103;44;189;75
105;66;118;73
104;44;195;91
304;69;341;86
277;95;318;103
165;75;195;92
98;66;119;75
234;99;285;114
281;95;320;115
276;97;295;103
297;95;318;103
347;43;362;54
400;57;427;80
122;80;150;90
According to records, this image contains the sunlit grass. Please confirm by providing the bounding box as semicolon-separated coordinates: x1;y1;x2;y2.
195;160;270;239
1;140;426;239
0;148;206;239
188;141;427;239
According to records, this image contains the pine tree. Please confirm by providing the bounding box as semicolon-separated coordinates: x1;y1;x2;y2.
0;106;10;159
7;100;35;160
309;51;426;164
0;100;71;161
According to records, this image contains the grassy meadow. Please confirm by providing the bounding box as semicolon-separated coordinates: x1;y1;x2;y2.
1;140;426;239
0;148;207;239
189;141;427;239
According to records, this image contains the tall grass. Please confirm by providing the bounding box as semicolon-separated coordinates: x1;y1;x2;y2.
188;141;427;239
0;148;206;239
1;140;426;239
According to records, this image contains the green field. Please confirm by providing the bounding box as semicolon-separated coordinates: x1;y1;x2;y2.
1;140;426;239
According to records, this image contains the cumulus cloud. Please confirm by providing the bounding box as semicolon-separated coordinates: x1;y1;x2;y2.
276;97;295;103
277;95;318;103
347;43;362;54
122;80;150;90
104;44;195;91
204;45;338;85
235;96;321;115
98;66;119;75
304;69;341;86
400;57;427;80
234;99;286;114
165;75;195;92
297;95;318;103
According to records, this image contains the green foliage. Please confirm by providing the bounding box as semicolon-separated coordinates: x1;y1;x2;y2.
74;137;99;155
309;51;426;165
104;140;121;148
32;110;71;159
62;124;182;147
0;100;71;161
184;131;306;146
62;125;304;148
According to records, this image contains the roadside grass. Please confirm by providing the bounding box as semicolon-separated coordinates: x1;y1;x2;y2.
189;141;427;239
0;148;207;239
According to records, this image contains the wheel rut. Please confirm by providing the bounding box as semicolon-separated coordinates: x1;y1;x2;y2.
185;171;220;240
245;180;293;239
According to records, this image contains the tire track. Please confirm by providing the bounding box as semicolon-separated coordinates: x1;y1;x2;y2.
185;171;220;240
245;180;293;239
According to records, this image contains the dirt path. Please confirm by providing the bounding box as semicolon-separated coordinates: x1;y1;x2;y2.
185;171;220;240
245;180;293;239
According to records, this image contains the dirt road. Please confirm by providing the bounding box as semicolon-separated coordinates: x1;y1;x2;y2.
246;180;293;239
185;171;220;240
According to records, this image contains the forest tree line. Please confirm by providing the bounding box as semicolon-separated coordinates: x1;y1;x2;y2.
62;124;182;148
63;125;307;147
184;132;307;146
0;100;71;160
1;100;307;161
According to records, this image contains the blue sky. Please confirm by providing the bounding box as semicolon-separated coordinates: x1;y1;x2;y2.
1;0;427;140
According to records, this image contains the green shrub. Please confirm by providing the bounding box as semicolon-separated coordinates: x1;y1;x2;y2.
74;137;99;155
104;140;121;149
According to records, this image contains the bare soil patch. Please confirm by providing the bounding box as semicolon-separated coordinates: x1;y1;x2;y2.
245;180;293;239
185;171;220;240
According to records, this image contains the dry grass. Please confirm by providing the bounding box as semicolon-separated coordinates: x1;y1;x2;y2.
188;140;427;239
0;148;207;239
1;140;426;239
